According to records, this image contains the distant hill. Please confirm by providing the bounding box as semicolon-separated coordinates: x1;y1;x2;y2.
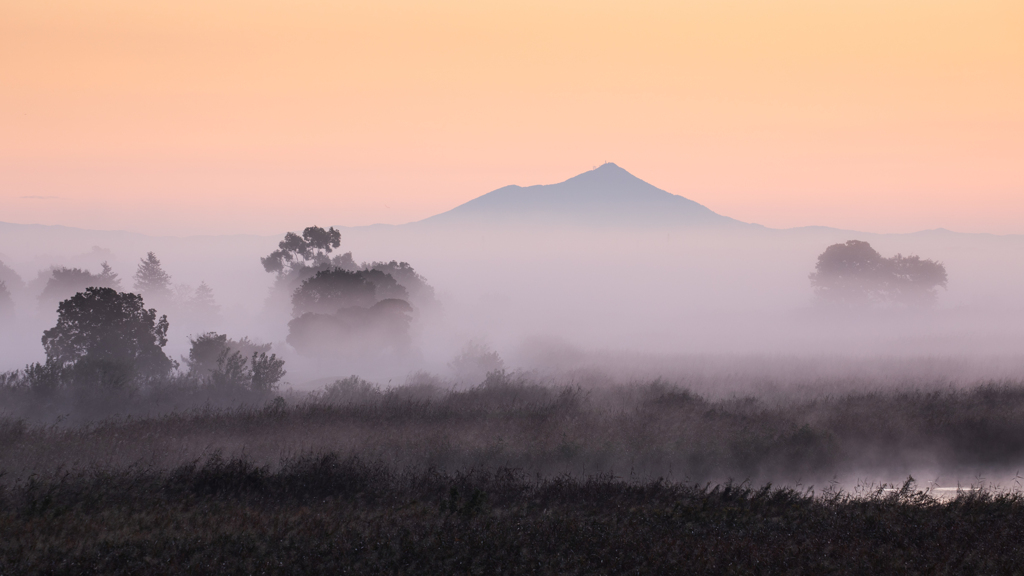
413;163;751;228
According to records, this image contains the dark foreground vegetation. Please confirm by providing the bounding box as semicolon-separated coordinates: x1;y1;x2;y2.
7;359;1024;572
3;454;1024;574
7;373;1024;484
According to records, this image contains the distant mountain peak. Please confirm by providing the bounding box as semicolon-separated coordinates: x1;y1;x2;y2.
416;164;748;228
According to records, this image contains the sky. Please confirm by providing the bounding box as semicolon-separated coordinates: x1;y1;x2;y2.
1;0;1022;236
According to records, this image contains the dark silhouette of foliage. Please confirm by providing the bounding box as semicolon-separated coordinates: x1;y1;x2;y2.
133;251;172;299
291;269;379;316
41;287;172;377
251;351;287;392
261;225;342;275
363;260;437;307
810;240;947;306
287;299;413;356
359;269;409;301
10;345;1024;576
39;263;121;307
184;332;285;391
260;226;429;357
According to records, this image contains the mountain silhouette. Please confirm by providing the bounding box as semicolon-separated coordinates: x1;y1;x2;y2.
415;163;749;228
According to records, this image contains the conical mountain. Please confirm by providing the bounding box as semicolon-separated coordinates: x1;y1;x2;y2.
415;163;748;228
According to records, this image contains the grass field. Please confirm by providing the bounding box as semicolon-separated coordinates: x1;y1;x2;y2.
5;372;1024;572
3;454;1024;574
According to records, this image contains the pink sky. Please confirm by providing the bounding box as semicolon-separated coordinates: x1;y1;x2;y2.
2;0;1022;236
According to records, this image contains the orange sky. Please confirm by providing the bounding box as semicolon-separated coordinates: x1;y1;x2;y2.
2;0;1022;235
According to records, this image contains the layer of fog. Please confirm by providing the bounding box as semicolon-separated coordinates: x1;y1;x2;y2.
2;221;1024;389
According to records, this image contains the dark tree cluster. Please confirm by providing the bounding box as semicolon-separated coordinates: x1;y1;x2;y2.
261;225;343;276
261;226;432;357
184;332;285;392
42;287;172;378
8;280;280;402
810;240;947;307
38;262;121;308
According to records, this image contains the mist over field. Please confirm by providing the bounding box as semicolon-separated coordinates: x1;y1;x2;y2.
4;0;1022;567
3;164;1024;491
3;165;1024;377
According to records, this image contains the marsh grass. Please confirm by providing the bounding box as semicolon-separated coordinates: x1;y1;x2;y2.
5;372;1024;485
7;373;1024;571
3;454;1024;574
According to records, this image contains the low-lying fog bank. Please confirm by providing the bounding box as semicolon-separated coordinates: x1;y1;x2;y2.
5;367;1024;491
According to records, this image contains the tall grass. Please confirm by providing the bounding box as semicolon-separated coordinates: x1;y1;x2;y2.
2;453;1023;574
6;371;1024;485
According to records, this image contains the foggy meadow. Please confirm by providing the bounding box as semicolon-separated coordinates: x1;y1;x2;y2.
3;165;1024;491
6;166;1024;571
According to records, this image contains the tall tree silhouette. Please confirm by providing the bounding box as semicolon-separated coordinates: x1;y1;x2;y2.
133;252;172;299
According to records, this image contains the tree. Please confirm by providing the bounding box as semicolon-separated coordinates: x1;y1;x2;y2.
261;225;342;276
134;252;172;299
291;269;381;316
887;254;948;305
39;264;122;308
41;287;173;377
363;260;436;308
98;262;122;290
287;299;413;357
251;351;286;392
183;332;285;391
184;281;221;321
809;240;947;307
359;268;412;301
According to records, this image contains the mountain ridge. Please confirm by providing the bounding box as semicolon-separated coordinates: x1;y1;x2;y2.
413;163;751;228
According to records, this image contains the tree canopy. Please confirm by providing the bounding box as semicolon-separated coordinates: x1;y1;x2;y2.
261;226;342;275
809;240;947;307
41;287;173;377
291;269;378;316
287;298;413;356
39;263;121;307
